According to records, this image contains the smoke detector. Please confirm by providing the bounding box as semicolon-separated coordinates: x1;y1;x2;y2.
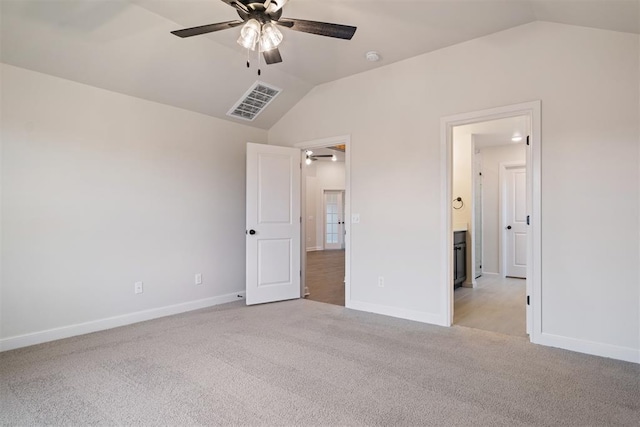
365;51;381;62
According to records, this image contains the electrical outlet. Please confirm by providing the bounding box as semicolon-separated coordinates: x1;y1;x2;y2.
134;281;143;294
378;276;384;288
195;273;202;285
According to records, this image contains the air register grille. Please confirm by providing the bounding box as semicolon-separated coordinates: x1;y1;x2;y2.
227;81;282;121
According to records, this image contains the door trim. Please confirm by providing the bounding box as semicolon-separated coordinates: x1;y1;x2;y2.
295;135;351;308
500;162;526;279
441;101;541;341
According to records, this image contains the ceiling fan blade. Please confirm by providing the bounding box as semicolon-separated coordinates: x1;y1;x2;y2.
276;18;356;40
171;20;243;38
263;47;283;64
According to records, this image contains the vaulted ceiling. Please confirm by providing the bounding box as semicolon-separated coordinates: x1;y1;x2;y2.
2;0;638;129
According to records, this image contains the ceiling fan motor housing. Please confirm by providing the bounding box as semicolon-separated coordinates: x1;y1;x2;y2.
235;0;287;23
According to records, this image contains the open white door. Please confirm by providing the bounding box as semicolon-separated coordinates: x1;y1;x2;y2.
246;143;301;305
525;135;533;336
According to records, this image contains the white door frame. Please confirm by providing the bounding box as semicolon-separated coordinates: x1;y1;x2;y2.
500;162;526;278
441;101;541;341
469;135;480;287
295;135;351;308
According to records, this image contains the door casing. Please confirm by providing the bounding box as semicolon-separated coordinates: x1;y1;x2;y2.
441;101;541;340
295;136;351;307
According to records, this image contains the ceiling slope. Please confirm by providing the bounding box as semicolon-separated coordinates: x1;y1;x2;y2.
1;0;637;129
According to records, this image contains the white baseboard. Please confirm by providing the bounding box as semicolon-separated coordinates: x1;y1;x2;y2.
0;292;245;353
347;300;447;327
306;246;323;252
534;332;639;364
481;272;500;276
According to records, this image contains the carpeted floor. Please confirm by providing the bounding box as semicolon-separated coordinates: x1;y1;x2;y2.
1;299;638;426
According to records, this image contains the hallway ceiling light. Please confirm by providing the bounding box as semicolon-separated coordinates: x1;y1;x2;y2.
511;134;523;142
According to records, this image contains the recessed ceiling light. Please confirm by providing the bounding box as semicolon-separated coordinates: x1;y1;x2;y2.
511;135;523;142
365;51;381;62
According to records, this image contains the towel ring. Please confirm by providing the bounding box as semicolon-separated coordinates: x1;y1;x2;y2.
453;197;464;210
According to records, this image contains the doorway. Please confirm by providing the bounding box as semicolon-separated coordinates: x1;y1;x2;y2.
296;136;350;307
442;101;541;341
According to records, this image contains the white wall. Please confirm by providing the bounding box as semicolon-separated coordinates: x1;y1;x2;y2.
304;161;346;250
305;173;319;251
479;144;526;275
0;64;267;348
452;131;472;285
269;22;640;361
452;133;472;229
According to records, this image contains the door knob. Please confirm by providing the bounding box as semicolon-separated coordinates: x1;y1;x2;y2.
507;225;512;230
248;229;256;235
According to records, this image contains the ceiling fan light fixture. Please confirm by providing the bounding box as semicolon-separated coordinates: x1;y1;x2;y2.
237;19;261;50
332;154;337;162
260;22;283;51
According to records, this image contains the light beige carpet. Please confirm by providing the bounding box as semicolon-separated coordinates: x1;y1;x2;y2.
1;299;638;426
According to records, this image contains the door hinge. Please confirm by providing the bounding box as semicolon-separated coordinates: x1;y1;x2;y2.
526;135;530;146
300;216;302;223
526;215;530;225
527;295;530;306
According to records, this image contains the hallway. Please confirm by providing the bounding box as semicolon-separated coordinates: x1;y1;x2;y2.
305;249;345;306
454;275;526;337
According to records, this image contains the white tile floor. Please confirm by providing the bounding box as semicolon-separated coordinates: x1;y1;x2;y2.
454;275;527;337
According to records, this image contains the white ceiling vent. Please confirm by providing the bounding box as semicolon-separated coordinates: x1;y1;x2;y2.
227;81;282;121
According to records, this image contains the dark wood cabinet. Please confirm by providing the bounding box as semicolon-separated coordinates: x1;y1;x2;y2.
454;231;466;288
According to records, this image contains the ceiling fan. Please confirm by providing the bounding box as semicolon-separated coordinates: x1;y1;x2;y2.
171;0;357;72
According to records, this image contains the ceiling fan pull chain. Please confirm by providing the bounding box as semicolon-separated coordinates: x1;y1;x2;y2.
257;48;262;76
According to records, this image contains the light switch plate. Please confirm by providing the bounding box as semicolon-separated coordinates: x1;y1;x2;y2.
351;213;360;223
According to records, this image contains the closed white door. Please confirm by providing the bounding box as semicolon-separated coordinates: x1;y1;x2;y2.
246;143;301;305
504;166;527;278
323;190;344;250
